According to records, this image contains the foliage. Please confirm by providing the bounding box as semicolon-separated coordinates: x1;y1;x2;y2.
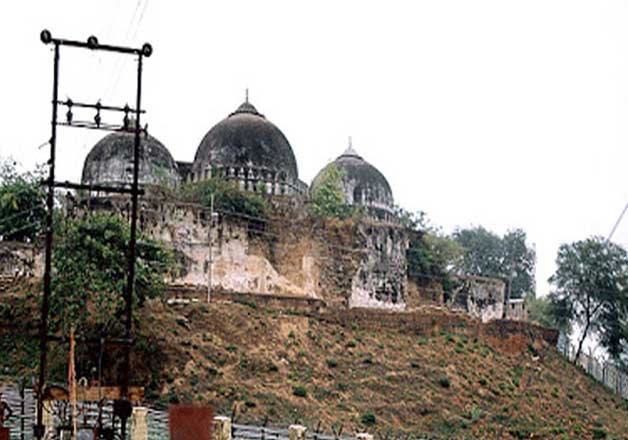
398;208;463;292
178;178;267;219
292;385;307;397
453;226;536;298
548;237;628;363
360;412;377;426
309;164;357;219
407;231;464;292
526;296;566;331
438;375;451;388
0;158;46;242
51;212;174;335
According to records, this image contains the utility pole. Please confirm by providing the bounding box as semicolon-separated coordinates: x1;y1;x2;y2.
37;29;152;440
207;193;214;303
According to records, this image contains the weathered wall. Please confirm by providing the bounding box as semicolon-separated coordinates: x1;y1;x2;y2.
0;241;42;278
139;200;318;298
449;275;505;323
505;298;527;321
349;222;407;309
0;197;409;310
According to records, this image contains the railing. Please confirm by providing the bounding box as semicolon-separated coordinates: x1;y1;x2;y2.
559;342;628;400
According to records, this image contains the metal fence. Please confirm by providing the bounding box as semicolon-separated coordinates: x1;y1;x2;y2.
558;343;628;400
0;386;357;440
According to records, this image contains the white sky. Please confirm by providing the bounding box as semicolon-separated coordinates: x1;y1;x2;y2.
2;0;628;296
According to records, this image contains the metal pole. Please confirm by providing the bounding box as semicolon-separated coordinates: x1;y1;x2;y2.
19;379;25;440
36;41;59;440
120;51;143;438
207;193;214;303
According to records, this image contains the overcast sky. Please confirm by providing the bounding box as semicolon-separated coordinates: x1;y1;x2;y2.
1;0;628;296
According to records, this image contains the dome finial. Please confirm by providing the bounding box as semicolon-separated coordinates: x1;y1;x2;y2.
342;136;359;157
245;87;249;103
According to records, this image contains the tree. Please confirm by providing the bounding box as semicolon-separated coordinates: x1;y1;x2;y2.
310;164;356;219
526;296;568;331
0;158;46;242
51;213;174;336
548;237;628;363
453;226;536;298
398;208;464;292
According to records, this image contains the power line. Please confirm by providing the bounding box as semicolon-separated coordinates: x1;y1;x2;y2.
102;0;149;101
607;201;628;242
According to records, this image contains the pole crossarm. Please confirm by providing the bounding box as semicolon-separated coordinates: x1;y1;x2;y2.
40;29;152;57
54;99;145;114
56;121;147;133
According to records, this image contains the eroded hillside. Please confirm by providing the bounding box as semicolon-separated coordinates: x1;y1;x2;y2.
2;289;627;439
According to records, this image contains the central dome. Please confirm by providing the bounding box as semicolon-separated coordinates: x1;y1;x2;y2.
191;100;299;186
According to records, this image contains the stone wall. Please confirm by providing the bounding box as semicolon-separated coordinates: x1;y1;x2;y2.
0;241;42;278
349;222;407;309
68;197;409;309
449;275;506;323
505;298;527;321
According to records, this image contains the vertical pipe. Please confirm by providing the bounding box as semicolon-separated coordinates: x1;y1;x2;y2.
207;194;214;303
36;41;59;440
19;379;24;440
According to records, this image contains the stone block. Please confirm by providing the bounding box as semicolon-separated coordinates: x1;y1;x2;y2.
289;424;307;440
214;416;232;440
131;406;148;440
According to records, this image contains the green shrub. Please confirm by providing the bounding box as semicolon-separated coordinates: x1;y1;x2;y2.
438;376;451;388
178;178;267;219
326;358;339;368
478;378;487;386
226;345;238;352
592;428;607;439
360;412;376;426
0;159;46;242
292;386;307;398
309;164;357;219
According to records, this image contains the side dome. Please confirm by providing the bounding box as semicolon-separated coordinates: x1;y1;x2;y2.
311;141;394;220
81;130;180;188
191;99;302;194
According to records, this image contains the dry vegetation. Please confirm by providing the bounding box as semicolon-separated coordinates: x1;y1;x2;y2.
2;282;627;439
134;300;627;440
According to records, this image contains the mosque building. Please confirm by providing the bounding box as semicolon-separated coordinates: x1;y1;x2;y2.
80;95;396;223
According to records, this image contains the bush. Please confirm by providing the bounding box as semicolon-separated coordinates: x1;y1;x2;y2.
178;178;267;219
51;213;174;335
292;386;307;397
326;358;339;368
360;412;376;426
0;158;46;242
592;428;607;439
438;376;451;388
309;164;357;219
